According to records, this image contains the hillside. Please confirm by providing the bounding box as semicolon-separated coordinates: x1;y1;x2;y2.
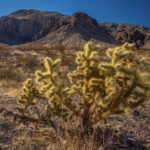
100;22;150;47
0;9;150;47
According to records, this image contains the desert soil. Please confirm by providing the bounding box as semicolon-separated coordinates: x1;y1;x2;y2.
0;94;149;150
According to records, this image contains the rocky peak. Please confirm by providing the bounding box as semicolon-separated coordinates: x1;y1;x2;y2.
70;12;98;30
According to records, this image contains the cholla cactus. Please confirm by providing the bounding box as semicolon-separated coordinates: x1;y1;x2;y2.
17;78;41;116
17;42;150;130
68;42;104;128
68;42;150;128
98;42;150;118
35;57;69;121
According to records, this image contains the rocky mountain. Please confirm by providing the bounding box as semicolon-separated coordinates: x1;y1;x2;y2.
100;23;150;47
0;9;65;45
0;9;150;48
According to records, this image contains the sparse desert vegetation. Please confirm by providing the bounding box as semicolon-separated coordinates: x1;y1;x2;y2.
0;42;150;150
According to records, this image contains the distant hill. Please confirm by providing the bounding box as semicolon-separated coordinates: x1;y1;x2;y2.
0;9;150;48
100;22;150;47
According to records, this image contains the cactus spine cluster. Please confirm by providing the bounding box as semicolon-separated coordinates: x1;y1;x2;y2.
68;42;104;127
35;57;69;120
98;43;150;118
17;78;40;116
17;42;150;129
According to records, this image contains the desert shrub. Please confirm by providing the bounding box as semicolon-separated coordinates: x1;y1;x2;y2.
49;44;71;66
16;55;40;72
16;44;51;51
17;42;150;130
23;55;40;71
0;44;6;51
0;66;22;82
52;44;68;66
60;55;73;66
0;44;7;56
69;45;83;51
0;80;21;88
50;44;66;51
0;65;24;88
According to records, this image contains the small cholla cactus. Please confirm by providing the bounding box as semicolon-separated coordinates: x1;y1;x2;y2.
17;78;41;116
68;41;103;128
35;57;69;121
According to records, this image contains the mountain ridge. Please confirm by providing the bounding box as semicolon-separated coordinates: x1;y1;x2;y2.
0;9;150;48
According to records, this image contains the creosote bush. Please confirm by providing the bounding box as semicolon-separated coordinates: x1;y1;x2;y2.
17;42;150;130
